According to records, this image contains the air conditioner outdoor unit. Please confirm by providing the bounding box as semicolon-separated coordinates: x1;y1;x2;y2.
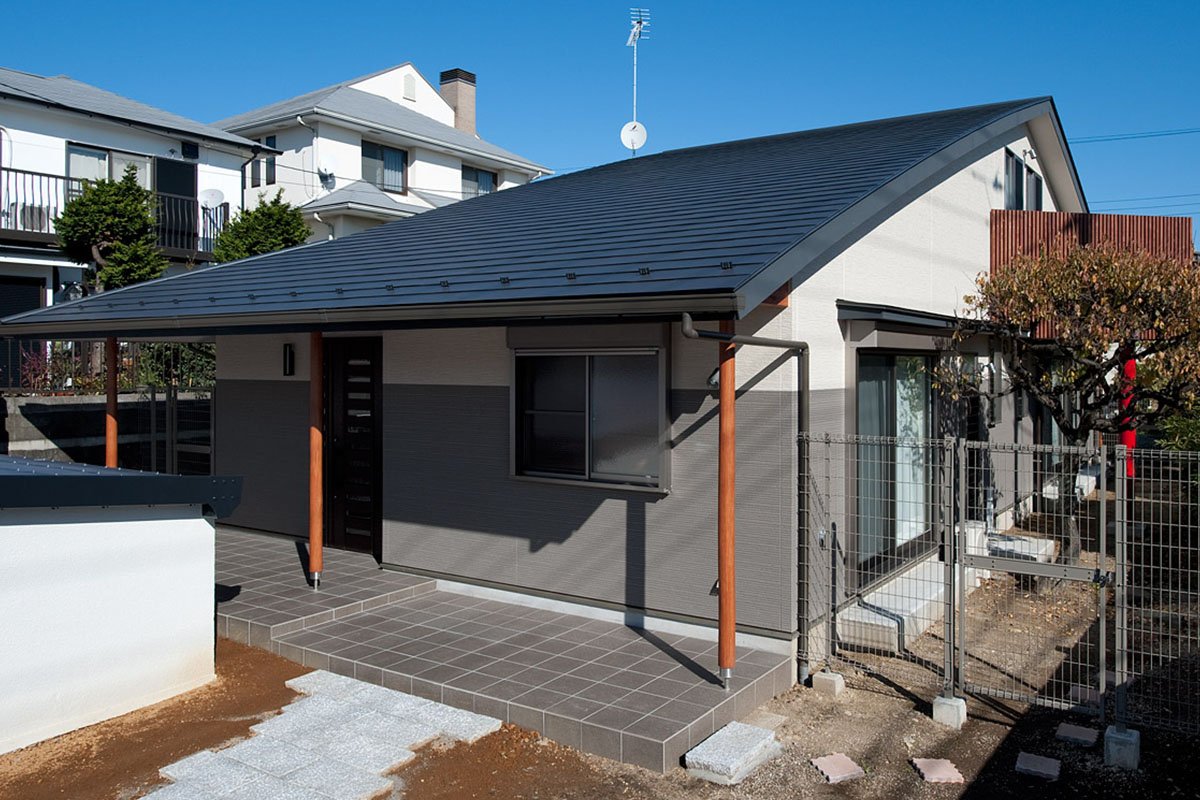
16;203;52;232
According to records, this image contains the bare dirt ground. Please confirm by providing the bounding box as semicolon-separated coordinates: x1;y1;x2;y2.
5;631;1199;800
0;638;307;800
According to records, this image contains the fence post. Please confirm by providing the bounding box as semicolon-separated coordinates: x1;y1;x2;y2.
956;438;968;696
1098;443;1107;726
824;433;835;673
1113;445;1128;732
149;385;157;472
942;439;959;698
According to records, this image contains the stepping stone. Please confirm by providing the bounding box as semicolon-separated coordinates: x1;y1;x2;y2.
685;722;782;785
912;758;964;783
1015;752;1060;780
1056;722;1099;746
811;753;866;784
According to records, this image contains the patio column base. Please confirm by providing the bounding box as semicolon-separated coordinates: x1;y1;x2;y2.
309;571;321;589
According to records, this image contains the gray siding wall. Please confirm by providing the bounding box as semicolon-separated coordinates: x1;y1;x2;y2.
380;385;798;635
215;379;308;535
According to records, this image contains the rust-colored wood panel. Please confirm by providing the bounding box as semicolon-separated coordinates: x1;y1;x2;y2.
990;210;1194;272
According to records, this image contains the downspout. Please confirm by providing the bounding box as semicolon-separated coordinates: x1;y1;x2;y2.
240;143;264;192
296;115;317;199
681;312;809;687
312;212;335;240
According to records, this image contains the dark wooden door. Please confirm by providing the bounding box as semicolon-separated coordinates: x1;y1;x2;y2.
325;337;382;556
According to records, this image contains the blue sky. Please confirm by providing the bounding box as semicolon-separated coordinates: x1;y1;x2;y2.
6;0;1198;244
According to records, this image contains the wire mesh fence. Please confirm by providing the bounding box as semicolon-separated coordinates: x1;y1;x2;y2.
800;433;1200;735
1117;447;1200;734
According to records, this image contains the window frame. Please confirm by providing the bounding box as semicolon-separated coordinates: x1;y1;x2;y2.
265;135;277;186
852;349;940;591
510;347;670;493
1004;149;1024;210
361;140;408;194
66;143;153;190
462;165;498;199
1025;165;1043;211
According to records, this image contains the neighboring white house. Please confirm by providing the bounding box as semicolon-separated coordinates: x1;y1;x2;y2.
213;65;550;241
0;65;266;385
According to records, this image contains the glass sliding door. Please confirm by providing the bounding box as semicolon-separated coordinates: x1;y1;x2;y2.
856;353;934;582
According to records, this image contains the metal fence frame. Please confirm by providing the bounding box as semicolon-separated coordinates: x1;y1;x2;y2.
800;432;1200;735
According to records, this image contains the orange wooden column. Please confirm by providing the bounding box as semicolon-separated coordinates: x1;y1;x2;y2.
105;336;118;468
717;319;737;683
309;332;324;587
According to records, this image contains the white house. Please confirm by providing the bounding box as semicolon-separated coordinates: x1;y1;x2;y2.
212;64;550;241
0;65;265;385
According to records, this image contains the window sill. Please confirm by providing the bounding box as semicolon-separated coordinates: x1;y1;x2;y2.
509;473;669;496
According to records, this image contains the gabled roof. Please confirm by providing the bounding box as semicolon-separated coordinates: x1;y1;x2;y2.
302;180;427;217
1;98;1084;339
213;77;549;174
0;66;263;152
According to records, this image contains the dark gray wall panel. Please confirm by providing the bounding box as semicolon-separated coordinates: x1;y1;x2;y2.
380;385;798;634
215;379;308;535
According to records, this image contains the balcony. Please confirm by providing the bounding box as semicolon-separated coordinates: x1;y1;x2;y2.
0;167;229;260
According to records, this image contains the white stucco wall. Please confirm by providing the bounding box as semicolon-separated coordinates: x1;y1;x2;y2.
0;505;215;754
350;65;456;127
790;130;1057;435
1;102;245;213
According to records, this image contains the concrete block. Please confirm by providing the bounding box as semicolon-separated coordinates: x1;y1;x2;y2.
912;758;964;783
1055;722;1099;746
810;753;865;784
932;696;967;730
811;671;845;698
835;559;945;653
742;710;787;730
1104;726;1141;770
685;722;782;785
160;753;265;795
1015;751;1060;780
988;533;1056;563
140;783;219;800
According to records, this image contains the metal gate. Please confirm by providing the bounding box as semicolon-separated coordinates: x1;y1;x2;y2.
801;433;1200;735
955;440;1107;717
800;434;1109;719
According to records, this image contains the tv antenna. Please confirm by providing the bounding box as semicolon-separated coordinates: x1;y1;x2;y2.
621;8;650;155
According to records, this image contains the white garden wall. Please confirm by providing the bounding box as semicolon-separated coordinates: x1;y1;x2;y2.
0;505;215;754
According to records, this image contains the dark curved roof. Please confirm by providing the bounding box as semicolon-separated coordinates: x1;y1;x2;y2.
1;97;1080;338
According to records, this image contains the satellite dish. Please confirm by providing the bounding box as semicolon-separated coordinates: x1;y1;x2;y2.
620;121;647;152
198;188;225;208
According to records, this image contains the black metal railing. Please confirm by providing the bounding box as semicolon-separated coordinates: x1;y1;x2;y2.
0;167;82;236
0;167;228;253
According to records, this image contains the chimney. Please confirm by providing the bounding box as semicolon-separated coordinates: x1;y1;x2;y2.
439;68;476;136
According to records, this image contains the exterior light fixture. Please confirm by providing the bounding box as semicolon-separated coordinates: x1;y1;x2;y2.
707;366;720;389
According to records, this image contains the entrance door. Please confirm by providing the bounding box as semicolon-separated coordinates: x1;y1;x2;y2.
325;337;382;556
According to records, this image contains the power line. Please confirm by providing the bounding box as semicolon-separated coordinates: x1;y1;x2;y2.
1092;192;1200;204
1070;126;1200;144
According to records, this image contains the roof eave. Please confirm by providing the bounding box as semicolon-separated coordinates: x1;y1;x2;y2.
735;98;1068;314
0;90;265;154
0;292;743;339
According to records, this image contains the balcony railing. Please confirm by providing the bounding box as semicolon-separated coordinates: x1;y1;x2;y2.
0;167;228;256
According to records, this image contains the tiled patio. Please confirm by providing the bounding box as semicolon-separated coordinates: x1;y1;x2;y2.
216;527;793;773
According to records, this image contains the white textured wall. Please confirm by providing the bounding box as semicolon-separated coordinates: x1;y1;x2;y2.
1;103;245;213
0;505;215;754
350;66;456;127
791;132;1055;435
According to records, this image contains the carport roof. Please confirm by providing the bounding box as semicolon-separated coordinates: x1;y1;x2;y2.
0;97;1083;339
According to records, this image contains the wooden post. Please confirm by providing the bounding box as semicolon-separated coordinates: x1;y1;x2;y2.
718;319;737;684
309;332;324;587
105;336;118;468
